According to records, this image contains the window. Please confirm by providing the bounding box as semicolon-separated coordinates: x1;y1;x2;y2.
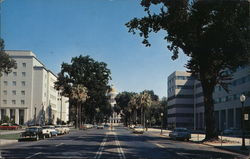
22;63;26;68
12;90;16;95
12;81;16;86
4;81;8;86
21;100;25;105
21;91;25;95
21;81;26;86
3;90;7;95
13;72;17;76
3;100;7;104
22;72;26;77
12;100;16;105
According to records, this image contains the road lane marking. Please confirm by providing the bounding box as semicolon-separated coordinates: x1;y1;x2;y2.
25;152;42;159
95;134;108;159
55;143;64;147
115;134;126;159
155;143;165;148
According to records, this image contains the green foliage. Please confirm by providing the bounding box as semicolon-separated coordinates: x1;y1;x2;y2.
0;39;17;77
126;0;250;140
55;55;112;124
0;115;10;124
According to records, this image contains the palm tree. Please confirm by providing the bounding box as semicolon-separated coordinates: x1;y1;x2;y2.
128;94;139;124
71;84;88;129
138;92;152;128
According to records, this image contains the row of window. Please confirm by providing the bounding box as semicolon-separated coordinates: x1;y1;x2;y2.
214;75;250;92
2;90;25;95
3;81;26;86
214;91;249;104
168;84;194;93
4;71;26;77
2;100;25;105
168;76;194;85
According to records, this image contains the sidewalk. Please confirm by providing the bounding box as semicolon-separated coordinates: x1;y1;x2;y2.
0;130;23;146
145;128;250;156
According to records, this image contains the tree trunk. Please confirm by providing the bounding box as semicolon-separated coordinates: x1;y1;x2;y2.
79;104;81;128
141;107;143;125
75;104;78;129
200;72;218;141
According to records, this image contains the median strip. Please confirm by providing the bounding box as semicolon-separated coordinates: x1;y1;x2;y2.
95;134;108;159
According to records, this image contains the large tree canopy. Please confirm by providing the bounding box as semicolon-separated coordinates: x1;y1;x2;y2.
0;40;16;77
55;55;112;124
126;0;250;140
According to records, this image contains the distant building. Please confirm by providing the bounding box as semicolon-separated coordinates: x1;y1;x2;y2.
108;86;121;124
167;66;250;130
0;50;69;125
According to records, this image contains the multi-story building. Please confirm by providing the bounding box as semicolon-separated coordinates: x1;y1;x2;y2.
167;71;195;129
167;66;250;131
0;50;69;125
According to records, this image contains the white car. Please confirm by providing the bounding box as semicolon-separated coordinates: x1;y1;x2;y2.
55;125;64;135
133;126;144;134
62;125;70;134
42;125;58;137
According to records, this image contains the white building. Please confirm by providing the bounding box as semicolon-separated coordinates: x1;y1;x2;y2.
108;86;121;124
167;66;250;131
0;50;69;125
167;71;195;129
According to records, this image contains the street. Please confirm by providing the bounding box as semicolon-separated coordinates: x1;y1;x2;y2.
0;127;247;159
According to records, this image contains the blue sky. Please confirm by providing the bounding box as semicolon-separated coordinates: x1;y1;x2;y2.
2;0;188;98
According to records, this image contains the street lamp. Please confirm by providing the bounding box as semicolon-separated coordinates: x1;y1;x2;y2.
146;120;149;131
160;113;163;135
240;94;247;150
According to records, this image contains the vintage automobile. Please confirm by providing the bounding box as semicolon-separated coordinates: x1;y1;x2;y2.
18;126;45;141
0;123;21;130
62;125;70;134
97;125;104;129
42;125;58;137
133;126;144;134
169;128;191;141
55;125;65;135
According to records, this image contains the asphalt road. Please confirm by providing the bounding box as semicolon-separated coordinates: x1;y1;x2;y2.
0;127;247;159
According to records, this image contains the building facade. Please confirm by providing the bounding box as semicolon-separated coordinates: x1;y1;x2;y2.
0;50;69;125
167;71;195;129
167;66;250;131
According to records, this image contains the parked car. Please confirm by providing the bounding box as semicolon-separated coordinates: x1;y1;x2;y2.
42;125;58;137
133;126;144;134
223;128;241;136
169;128;191;141
81;124;93;130
55;125;64;135
19;126;45;141
103;124;110;128
0;123;21;130
62;125;70;134
97;125;104;129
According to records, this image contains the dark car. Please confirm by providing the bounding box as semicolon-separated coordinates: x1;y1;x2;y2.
18;126;45;141
169;128;191;141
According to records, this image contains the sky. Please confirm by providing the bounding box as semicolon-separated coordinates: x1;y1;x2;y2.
2;0;189;98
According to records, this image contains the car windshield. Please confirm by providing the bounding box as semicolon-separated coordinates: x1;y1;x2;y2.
175;129;188;132
26;128;38;132
43;126;53;129
134;126;143;129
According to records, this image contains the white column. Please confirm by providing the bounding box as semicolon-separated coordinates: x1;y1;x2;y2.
15;109;19;124
6;108;10;118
